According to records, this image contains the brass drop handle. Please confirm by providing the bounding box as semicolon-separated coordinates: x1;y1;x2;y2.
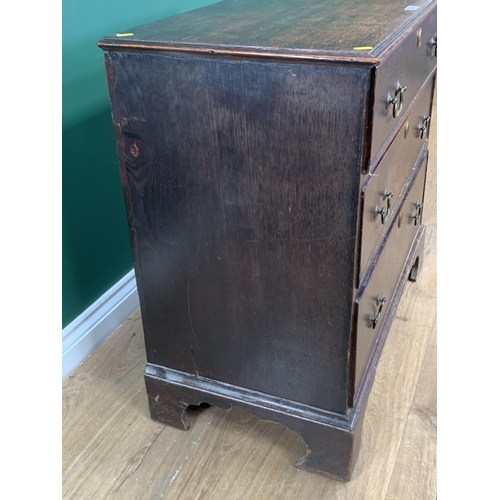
369;295;387;329
430;35;437;57
375;205;386;223
387;82;407;118
384;188;394;212
412;201;424;226
418;116;431;139
375;188;394;224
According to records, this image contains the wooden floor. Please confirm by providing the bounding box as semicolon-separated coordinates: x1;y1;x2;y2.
63;100;437;500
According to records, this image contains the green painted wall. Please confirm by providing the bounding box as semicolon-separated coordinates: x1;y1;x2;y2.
63;0;219;328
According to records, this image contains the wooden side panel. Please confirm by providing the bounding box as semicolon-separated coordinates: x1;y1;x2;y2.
106;52;369;412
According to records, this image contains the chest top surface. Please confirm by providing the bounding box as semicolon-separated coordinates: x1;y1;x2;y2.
99;0;434;59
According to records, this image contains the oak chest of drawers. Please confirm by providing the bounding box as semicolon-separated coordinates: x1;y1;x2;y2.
99;0;437;481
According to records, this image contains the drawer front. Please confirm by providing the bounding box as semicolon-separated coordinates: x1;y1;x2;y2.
358;75;434;283
370;4;437;164
354;151;428;395
395;151;428;247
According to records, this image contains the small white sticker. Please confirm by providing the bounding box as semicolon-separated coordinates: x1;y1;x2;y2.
404;5;420;11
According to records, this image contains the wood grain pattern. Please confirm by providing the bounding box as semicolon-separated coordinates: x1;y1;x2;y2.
384;89;437;500
358;73;435;282
89;2;438;486
98;0;432;55
107;50;371;413
143;362;365;481
62;94;436;498
355;153;428;396
369;6;437;164
78;310;145;392
62;373;143;481
385;321;437;500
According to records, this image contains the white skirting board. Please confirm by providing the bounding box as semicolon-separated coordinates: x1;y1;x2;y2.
62;269;139;379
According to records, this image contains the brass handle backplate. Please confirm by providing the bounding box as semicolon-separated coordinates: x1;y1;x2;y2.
418;115;431;139
369;295;387;329
383;188;394;212
412;201;424;226
375;205;386;224
375;188;394;224
430;35;437;57
387;82;407;118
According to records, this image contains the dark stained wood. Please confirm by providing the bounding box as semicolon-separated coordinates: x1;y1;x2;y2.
354;152;428;397
100;0;437;482
350;223;427;408
398;156;429;256
252;400;366;482
144;371;233;431
142;222;427;481
144;366;361;481
98;0;432;56
369;4;437;163
98;43;380;66
106;50;371;413
357;73;435;284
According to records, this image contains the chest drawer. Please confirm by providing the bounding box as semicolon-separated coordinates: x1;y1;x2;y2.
369;4;437;164
99;0;437;482
353;149;428;396
395;152;428;246
358;74;434;284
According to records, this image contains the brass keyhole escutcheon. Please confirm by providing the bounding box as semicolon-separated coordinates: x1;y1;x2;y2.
418;115;431;139
412;201;424;226
369;295;387;329
387;82;407;118
416;28;422;48
404;121;410;139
